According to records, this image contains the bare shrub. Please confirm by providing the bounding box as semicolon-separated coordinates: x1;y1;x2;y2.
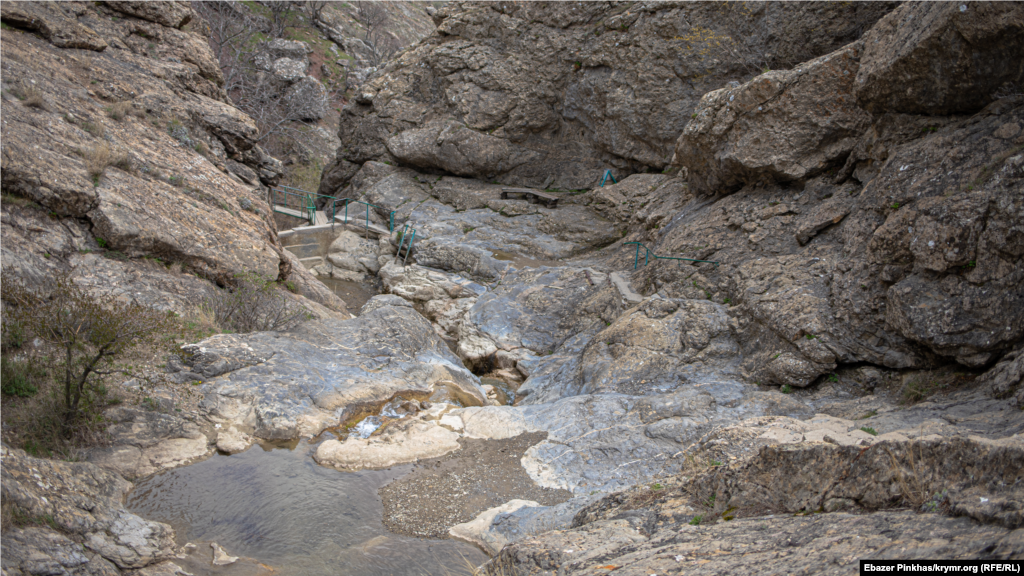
207;271;311;333
1;272;175;438
265;1;293;38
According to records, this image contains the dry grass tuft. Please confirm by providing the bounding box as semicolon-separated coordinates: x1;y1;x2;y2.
80;120;105;138
80;143;112;179
105;101;132;121
110;148;133;173
886;444;929;509
15;81;46;109
0;500;13;532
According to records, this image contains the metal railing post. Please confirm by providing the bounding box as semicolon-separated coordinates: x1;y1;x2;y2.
403;229;416;266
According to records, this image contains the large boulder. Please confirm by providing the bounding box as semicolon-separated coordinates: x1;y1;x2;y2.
0;2;107;50
387;121;541;178
103;1;193;29
284;75;329;121
673;42;871;195
855;2;1024;115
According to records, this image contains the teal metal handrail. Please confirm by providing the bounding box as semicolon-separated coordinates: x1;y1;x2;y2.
270;186;397;232
331;198;396;233
271;187;318;224
394;223;417;265
600;169;617;187
623;241;719;269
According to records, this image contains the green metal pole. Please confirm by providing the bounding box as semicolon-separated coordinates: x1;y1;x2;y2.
634;244;639;269
403;229;416;266
645;247;649;266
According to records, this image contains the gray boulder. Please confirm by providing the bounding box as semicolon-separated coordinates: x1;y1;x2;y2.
285;76;329;121
272;57;308;84
104;1;192;29
855;2;1024;115
674;42;871;195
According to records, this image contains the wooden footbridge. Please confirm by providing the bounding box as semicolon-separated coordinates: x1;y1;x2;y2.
271;186;394;238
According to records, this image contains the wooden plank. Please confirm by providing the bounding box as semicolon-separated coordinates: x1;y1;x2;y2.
273;205;305;219
501;187;559;202
312;211;329;226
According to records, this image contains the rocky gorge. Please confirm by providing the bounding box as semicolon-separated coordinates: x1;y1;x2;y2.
2;1;1024;576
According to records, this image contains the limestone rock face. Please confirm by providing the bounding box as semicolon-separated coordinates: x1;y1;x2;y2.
314;418;463;470
1;0;343;317
0;2;108;51
103;1;193;29
481;435;1024;575
386;120;542;179
285;75;329;121
855;2;1024;115
194;306;487;439
1;446;177;570
674;42;872;195
86;408;211;480
449;500;542;555
578;298;743;396
271;57;308;84
333;2;894;189
262;39;311;68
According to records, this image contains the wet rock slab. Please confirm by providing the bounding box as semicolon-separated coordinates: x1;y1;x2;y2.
379;432;571;539
194;306;486;440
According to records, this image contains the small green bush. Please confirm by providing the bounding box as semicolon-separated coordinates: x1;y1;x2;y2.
860;426;878;436
780;384;793;394
689;515;703;526
1;272;174;435
1;357;41;397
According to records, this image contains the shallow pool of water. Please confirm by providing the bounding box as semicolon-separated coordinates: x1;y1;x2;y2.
126;440;487;576
315;277;378;311
491;250;562;269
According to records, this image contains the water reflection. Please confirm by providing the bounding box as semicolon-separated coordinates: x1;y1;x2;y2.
126;440;486;576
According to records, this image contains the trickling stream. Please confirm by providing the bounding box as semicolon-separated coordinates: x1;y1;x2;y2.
126;439;487;576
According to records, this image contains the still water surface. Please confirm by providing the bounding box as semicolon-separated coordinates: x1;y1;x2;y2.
126;440;486;576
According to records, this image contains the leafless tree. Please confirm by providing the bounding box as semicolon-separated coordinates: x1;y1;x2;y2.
192;1;326;147
307;0;328;24
264;1;294;38
353;1;400;66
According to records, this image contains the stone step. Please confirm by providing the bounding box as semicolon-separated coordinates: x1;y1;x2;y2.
297;256;323;270
282;243;321;259
609;272;643;305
